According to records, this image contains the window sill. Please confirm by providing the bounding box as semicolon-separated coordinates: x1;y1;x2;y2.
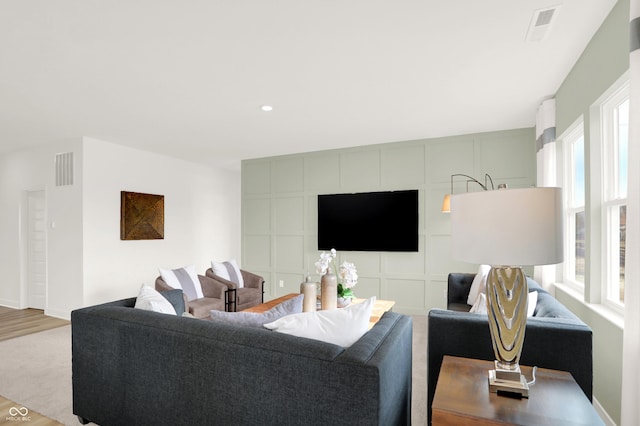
553;282;624;331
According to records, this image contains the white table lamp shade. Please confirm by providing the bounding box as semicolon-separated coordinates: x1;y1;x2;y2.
450;187;563;266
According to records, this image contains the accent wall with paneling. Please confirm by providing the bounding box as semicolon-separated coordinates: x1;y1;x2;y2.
242;127;535;314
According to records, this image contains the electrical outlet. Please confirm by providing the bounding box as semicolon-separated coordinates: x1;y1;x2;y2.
279;280;284;288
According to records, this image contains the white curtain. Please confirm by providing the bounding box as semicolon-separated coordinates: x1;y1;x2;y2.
534;98;557;291
621;1;640;425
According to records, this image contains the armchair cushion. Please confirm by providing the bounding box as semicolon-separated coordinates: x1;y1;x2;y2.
159;265;204;301
211;259;244;288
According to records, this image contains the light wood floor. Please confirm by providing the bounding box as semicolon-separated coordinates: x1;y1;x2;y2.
0;306;69;425
0;306;68;342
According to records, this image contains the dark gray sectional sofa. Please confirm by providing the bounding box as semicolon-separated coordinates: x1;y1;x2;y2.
427;272;593;424
71;296;413;426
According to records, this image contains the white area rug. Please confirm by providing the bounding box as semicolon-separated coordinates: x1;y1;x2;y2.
0;316;428;426
0;325;75;425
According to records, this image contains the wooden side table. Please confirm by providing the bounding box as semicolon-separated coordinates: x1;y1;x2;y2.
432;356;602;425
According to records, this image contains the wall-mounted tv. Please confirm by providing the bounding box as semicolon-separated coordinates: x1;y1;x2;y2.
317;190;419;252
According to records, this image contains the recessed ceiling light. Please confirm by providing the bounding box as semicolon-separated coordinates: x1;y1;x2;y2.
261;105;273;112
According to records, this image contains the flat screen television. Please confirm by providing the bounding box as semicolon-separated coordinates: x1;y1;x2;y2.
317;190;419;252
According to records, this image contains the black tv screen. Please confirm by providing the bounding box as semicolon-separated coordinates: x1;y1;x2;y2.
317;190;419;252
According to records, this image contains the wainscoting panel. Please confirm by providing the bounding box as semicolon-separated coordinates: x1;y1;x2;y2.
339;149;381;190
273;157;304;193
243;198;270;234
242;128;536;312
381;144;426;187
274;196;304;233
243;161;271;195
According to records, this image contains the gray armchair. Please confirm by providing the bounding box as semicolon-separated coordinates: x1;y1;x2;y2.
155;274;230;318
205;268;264;311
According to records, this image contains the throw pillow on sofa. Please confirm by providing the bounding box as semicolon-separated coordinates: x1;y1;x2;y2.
263;297;375;348
134;285;177;315
211;259;244;288
159;265;204;301
467;264;491;305
210;294;304;327
159;289;186;316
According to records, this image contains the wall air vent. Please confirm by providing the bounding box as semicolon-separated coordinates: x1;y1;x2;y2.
55;152;74;186
526;6;560;42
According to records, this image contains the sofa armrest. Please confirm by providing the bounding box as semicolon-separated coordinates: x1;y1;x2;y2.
240;269;264;291
205;268;238;289
338;312;413;425
427;309;593;424
198;275;227;299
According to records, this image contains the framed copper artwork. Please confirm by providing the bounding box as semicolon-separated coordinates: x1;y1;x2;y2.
120;191;164;240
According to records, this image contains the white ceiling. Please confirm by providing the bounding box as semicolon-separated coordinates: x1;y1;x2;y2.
0;0;618;170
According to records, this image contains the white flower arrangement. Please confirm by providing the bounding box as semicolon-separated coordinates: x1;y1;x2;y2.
315;248;358;298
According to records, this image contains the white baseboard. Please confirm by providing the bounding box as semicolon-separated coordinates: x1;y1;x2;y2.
0;298;20;309
44;308;71;321
593;396;616;426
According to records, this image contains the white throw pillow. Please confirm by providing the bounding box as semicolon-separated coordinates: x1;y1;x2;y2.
469;292;488;314
159;265;204;302
263;297;375;348
470;291;538;318
211;259;244;288
467;264;491;305
134;285;177;315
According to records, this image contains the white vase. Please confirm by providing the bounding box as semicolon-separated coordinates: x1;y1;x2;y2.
337;297;352;308
300;279;317;312
321;273;337;310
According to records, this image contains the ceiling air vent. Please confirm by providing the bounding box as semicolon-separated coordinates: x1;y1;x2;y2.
526;6;560;42
55;152;74;186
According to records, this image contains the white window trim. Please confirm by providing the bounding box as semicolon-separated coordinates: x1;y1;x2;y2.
561;117;585;292
599;78;629;313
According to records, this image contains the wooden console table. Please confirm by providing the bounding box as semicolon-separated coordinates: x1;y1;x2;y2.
432;356;602;425
243;293;395;329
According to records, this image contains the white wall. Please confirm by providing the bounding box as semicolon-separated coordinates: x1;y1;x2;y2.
82;137;241;308
0;139;84;317
0;137;241;319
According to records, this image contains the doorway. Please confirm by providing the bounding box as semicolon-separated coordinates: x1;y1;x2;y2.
26;190;47;309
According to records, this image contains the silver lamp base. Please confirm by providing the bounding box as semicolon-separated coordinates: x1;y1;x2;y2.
488;362;529;397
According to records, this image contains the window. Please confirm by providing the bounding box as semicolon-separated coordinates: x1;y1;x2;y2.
563;120;585;287
602;83;629;308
